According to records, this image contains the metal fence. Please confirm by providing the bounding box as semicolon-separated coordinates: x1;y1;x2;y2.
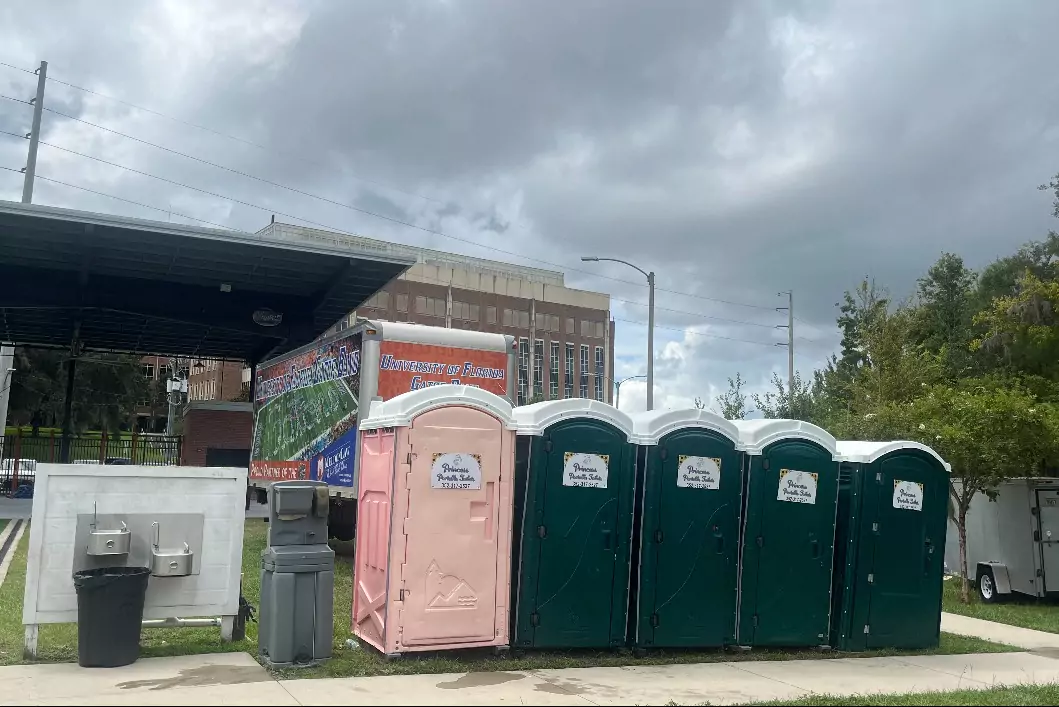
0;431;182;495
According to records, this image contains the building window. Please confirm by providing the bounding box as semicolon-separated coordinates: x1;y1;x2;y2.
550;314;560;332
502;309;530;328
581;320;605;338
517;338;529;405
566;318;575;335
564;344;574;399
396;293;408;312
416;296;445;316
550;342;560;399
595;346;605;402
364;291;390;310
451;301;480;322
580;345;589;398
487;306;497;324
143;363;155;380
533;340;544;399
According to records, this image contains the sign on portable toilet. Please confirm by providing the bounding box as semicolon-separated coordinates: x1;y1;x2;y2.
832;441;950;652
734;419;840;648
629;409;744;650
510;399;637;649
351;385;517;656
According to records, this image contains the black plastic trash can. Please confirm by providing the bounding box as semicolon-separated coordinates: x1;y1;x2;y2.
73;566;150;668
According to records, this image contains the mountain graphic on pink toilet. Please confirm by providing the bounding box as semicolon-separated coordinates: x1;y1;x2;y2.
426;561;479;610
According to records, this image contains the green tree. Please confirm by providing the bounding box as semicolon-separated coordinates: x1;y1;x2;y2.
8;349;150;433
751;371;822;422
914;253;977;378
974;271;1059;379
844;380;1055;603
713;373;750;419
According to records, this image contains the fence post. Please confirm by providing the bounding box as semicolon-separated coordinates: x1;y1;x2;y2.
10;431;21;499
132;432;139;465
48;429;55;463
99;429;107;465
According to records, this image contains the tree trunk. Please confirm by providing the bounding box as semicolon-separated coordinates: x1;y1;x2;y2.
958;503;970;604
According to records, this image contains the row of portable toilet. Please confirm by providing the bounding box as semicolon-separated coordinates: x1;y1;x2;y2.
350;385;950;657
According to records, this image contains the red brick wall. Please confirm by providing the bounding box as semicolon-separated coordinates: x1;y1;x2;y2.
180;402;253;466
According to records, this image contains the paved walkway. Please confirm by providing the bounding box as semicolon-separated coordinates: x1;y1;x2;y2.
3;648;1059;706
942;611;1059;650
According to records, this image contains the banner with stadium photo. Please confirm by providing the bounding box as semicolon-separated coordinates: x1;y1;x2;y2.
250;330;362;486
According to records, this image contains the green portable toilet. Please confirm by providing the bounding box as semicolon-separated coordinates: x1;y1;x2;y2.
734;419;840;648
629;409;744;649
831;441;950;651
510;399;636;649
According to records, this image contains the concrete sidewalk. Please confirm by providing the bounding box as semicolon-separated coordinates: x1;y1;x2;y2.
942;611;1059;650
3;649;1059;706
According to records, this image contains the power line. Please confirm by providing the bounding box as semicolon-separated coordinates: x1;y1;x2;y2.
0;81;780;313
613;317;780;348
611;297;777;328
0;93;32;107
25;97;673;290
0;163;234;230
0;59;444;205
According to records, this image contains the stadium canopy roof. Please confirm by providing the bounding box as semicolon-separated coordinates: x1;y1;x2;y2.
0;201;414;363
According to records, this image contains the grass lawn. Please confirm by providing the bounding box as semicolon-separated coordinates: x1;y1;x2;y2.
942;576;1059;634
0;521;1018;676
753;683;1059;706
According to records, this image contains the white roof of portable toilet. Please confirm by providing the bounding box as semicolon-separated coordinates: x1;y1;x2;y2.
731;419;839;459
836;440;951;472
511;398;635;441
628;409;742;447
360;384;517;430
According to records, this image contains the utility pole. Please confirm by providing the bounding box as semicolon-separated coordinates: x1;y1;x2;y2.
3;62;47;440
776;290;794;416
21;61;47;204
165;359;188;437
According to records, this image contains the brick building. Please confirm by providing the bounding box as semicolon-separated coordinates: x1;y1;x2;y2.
261;222;616;405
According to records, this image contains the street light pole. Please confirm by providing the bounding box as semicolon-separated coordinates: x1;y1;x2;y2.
614;374;647;411
582;256;656;411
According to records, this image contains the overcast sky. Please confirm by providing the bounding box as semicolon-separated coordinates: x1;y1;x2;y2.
2;0;1057;412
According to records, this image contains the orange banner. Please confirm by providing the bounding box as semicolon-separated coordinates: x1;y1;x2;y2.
250;460;310;481
377;341;509;399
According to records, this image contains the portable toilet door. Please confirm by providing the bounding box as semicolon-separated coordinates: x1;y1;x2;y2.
832;441;950;651
734;419;840;648
351;385;517;656
510;399;636;649
629;409;744;649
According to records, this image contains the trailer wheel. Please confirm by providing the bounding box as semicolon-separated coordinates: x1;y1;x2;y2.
977;567;1002;604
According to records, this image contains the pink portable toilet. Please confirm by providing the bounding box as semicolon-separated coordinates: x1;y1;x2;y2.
352;384;517;656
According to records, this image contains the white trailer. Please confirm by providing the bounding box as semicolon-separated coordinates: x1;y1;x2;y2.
249;319;516;539
945;477;1059;602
